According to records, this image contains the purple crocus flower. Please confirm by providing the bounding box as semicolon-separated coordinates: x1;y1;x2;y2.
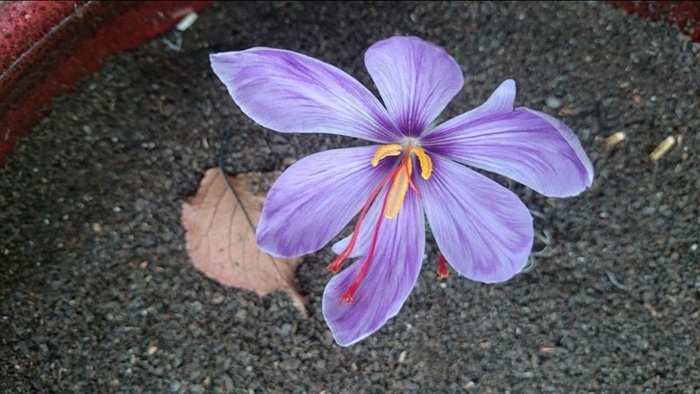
210;36;593;346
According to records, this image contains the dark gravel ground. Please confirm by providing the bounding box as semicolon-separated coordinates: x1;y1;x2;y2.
2;1;699;392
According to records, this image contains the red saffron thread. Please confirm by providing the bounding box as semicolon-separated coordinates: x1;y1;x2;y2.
341;181;392;303
437;253;449;278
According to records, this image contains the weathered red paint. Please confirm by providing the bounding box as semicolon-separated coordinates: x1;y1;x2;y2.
608;1;700;41
0;1;212;165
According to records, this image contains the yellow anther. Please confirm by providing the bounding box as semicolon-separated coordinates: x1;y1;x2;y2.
409;146;433;180
371;144;403;167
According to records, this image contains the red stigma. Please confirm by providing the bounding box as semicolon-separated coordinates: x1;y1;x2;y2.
340;181;392;303
437;253;449;278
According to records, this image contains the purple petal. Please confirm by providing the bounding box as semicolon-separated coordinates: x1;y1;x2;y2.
364;36;464;137
422;80;594;197
523;108;595;185
416;155;533;283
257;146;392;257
211;48;400;143
322;190;424;346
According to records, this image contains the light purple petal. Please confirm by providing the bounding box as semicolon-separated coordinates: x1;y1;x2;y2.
523;108;595;185
422;80;594;197
364;36;464;137
416;155;533;283
322;190;424;346
211;48;400;143
257;146;392;257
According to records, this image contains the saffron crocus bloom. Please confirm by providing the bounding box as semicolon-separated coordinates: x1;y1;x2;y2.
210;36;593;346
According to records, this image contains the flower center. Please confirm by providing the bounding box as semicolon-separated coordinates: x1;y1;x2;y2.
327;143;433;303
370;143;433;218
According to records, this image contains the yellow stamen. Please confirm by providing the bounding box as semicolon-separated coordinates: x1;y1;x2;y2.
409;146;433;180
385;164;411;219
371;144;403;167
405;153;413;177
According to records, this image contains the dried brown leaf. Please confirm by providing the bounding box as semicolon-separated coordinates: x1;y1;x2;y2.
181;167;307;319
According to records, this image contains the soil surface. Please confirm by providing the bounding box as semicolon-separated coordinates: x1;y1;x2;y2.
1;2;699;392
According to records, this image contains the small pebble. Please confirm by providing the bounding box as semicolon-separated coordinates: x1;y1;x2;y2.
545;96;563;109
211;294;225;304
279;323;293;336
398;350;407;363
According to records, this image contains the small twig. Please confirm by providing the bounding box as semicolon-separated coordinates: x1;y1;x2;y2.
532;229;552;257
605;270;626;291
604;131;626;148
649;136;676;161
520;257;537;273
217;128;234;168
